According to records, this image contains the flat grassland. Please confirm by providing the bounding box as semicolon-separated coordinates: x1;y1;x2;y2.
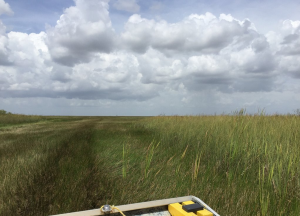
0;114;299;216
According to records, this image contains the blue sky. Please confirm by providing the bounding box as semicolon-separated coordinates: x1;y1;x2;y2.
0;0;300;115
3;0;300;33
2;0;74;33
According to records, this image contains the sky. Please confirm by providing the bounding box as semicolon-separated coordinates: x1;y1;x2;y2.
0;0;299;116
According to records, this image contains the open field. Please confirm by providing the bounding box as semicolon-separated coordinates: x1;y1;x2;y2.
0;113;299;215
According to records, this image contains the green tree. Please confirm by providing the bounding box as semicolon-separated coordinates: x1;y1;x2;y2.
0;109;12;115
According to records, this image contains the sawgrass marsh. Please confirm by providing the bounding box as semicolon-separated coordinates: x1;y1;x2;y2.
0;113;299;215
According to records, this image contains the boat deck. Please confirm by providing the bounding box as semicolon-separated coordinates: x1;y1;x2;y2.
51;196;220;216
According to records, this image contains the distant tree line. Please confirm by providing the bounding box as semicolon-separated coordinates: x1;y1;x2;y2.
0;109;12;115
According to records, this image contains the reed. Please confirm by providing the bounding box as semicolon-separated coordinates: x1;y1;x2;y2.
134;114;300;215
1;114;299;216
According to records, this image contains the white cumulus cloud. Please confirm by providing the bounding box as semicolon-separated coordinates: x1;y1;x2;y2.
1;0;300;115
46;0;115;67
0;0;13;16
121;13;259;56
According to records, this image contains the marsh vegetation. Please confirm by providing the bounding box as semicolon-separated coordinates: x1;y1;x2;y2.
0;112;299;215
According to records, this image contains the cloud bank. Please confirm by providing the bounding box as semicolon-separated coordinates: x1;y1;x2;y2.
0;0;300;115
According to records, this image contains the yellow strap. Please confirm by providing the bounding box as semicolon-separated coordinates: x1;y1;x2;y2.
100;205;126;216
112;206;126;216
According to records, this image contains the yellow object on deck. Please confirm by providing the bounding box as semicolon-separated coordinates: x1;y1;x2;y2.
196;209;213;216
168;202;213;216
169;203;196;216
182;201;195;206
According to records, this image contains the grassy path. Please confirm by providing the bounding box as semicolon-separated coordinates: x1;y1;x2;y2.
0;117;149;216
1;119;98;215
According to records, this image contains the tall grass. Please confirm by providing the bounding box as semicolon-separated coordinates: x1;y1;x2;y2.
1;114;299;216
0;111;84;127
0;114;46;126
132;114;300;215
